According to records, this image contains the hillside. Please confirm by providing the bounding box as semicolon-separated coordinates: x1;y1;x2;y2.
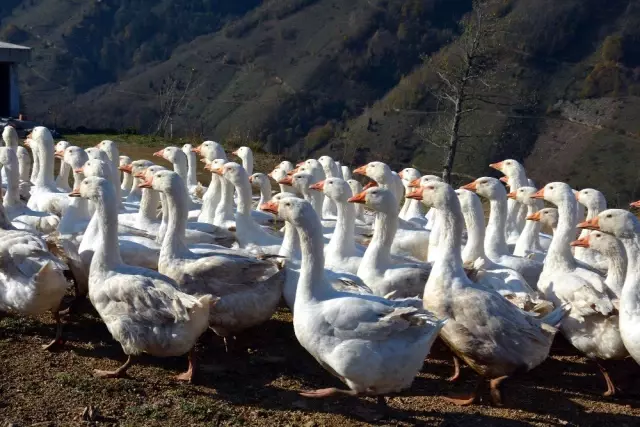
3;0;640;202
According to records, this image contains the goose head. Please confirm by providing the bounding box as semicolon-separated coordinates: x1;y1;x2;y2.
205;158;228;175
30;126;54;147
278;160;294;173
269;167;289;183
69;176;110;200
526;208;559;229
136;165;166;184
317;155;336;174
78;159;112;180
194;140;225;162
579;209;640;239
285;172;315;195
455;188;482;213
407;180;457;210
62;146;89;170
310;177;351;203
231;146;252;162
142;169;182;193
461;176;506;201
353;161;391;184
489;159;524;179
263;197;316;227
2;125;18;147
213;161;248;184
270;192;299;202
85;147;110;163
531;182;573;206
408;174;442;188
249;172;269;188
96;140;118;158
348;186;397;214
398;167;420;184
182;144;194;155
119;155;132;169
576;188;606;211
154;146;186;165
571;230;623;258
126;159;154;177
55;140;70;156
507;186;538;206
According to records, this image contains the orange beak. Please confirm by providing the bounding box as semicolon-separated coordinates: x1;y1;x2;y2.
119;164;133;173
309;180;325;191
260;201;279;215
267;171;274;179
296;161;305;167
248;176;254;183
630;200;640;208
531;188;545;199
499;176;508;184
94;142;102;148
231;150;239;156
74;167;84;174
353;165;368;176
575;192;580;201
577;217;600;230
570;236;590;248
134;172;146;179
398;170;405;179
23;139;31;148
489;161;504;171
460;181;478;192
526;211;542;221
348;190;367;204
278;176;293;186
69;188;81;198
54;150;65;159
193;145;202;155
408;178;421;188
138;177;153;189
406;188;423;200
212;167;224;176
363;181;378;190
506;191;517;200
153;149;164;158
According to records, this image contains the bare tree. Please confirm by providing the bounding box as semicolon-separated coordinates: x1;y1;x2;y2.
154;68;201;138
418;0;504;183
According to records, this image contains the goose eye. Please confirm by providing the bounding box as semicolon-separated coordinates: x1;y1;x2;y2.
427;185;435;190
549;186;554;190
607;214;612;218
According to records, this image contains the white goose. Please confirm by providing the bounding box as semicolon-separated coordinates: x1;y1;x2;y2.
72;176;212;381
490;159;529;246
269;167;293;194
318;155;340;218
194;141;227;224
455;187;539;306
146;169;285;345
462;177;543;286
265;196;445;398
580;208;640;369
25;127;70;216
231;146;254;175
0;147;59;234
509;186;546;261
3;126;31;200
181;143;202;196
123;159;154;205
407;182;567;406
119;155;133;198
575;188;608;270
0;204;70;350
95;140;126;211
250;173;273;208
534;183;626;396
353;161;403;207
351;187;431;298
54;140;72;192
398;168;427;227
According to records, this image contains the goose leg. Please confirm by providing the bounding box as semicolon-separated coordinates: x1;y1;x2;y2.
597;362;617;397
42;311;65;351
443;378;481;406
489;375;509;406
175;348;196;383
94;355;135;378
447;356;461;382
299;388;358;398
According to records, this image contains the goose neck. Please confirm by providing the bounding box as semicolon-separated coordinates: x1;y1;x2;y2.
92;188;123;270
121;171;133;191
605;242;627;298
185;152;198;186
234;176;253;216
161;185;189;256
258;181;272;206
294;212;331;303
34;140;56;188
361;210;396;268
485;196;509;257
544;197;576;271
138;188;161;222
461;202;487;264
514;202;542;255
280;221;301;259
2;156;21;207
57;161;71;186
328;198;356;256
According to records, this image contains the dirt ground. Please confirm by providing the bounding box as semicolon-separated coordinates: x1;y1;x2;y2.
1;297;640;427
